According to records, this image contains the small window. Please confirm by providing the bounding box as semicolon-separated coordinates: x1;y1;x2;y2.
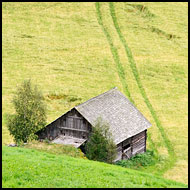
82;135;86;139
123;144;130;150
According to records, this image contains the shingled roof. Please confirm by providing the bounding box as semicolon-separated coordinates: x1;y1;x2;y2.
75;87;151;145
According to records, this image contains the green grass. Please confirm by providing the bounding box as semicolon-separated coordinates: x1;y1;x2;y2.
95;2;134;105
115;150;158;169
2;146;187;188
23;140;86;159
2;2;188;184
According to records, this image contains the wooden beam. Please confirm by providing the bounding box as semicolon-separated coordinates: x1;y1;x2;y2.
145;129;147;152
58;127;89;133
133;137;145;144
67;116;83;119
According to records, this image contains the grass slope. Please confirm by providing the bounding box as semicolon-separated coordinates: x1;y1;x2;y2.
23;140;86;159
2;146;187;188
2;2;188;184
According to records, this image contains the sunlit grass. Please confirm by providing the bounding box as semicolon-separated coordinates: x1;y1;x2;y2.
2;146;187;188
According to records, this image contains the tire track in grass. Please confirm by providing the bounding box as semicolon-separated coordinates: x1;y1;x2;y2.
95;2;134;105
95;2;158;156
109;2;176;173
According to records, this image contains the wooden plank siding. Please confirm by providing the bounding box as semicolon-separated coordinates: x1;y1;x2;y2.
36;108;91;141
131;130;147;156
114;130;147;161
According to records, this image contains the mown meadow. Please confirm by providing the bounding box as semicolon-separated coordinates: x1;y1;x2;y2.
2;2;188;185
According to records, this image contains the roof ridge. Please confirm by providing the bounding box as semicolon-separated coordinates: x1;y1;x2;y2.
75;87;118;108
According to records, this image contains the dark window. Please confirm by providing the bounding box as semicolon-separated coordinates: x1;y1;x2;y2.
123;144;130;150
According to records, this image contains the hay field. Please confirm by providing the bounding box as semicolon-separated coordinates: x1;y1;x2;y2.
2;2;188;184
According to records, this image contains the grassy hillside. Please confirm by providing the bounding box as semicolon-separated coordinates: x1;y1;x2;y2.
2;146;187;188
22;140;86;159
2;2;188;184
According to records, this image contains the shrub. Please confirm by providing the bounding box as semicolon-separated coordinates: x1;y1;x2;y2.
85;118;117;164
7;80;47;144
115;150;156;169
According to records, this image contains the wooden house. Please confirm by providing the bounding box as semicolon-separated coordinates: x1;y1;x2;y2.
36;87;151;161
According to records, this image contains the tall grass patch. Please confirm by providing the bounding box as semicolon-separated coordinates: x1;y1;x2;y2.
115;150;158;169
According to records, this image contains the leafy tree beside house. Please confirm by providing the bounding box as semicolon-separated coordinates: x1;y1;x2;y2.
7;80;47;144
85;118;117;164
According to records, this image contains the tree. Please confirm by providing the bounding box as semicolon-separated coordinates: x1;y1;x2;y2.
85;117;117;164
7;80;47;144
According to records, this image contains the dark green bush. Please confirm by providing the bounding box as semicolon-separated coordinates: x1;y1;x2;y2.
7;80;47;144
85;118;117;164
115;150;156;169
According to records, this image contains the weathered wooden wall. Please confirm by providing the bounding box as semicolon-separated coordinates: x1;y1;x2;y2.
131;130;147;156
59;108;91;139
36;108;91;141
36;119;60;140
115;130;147;161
